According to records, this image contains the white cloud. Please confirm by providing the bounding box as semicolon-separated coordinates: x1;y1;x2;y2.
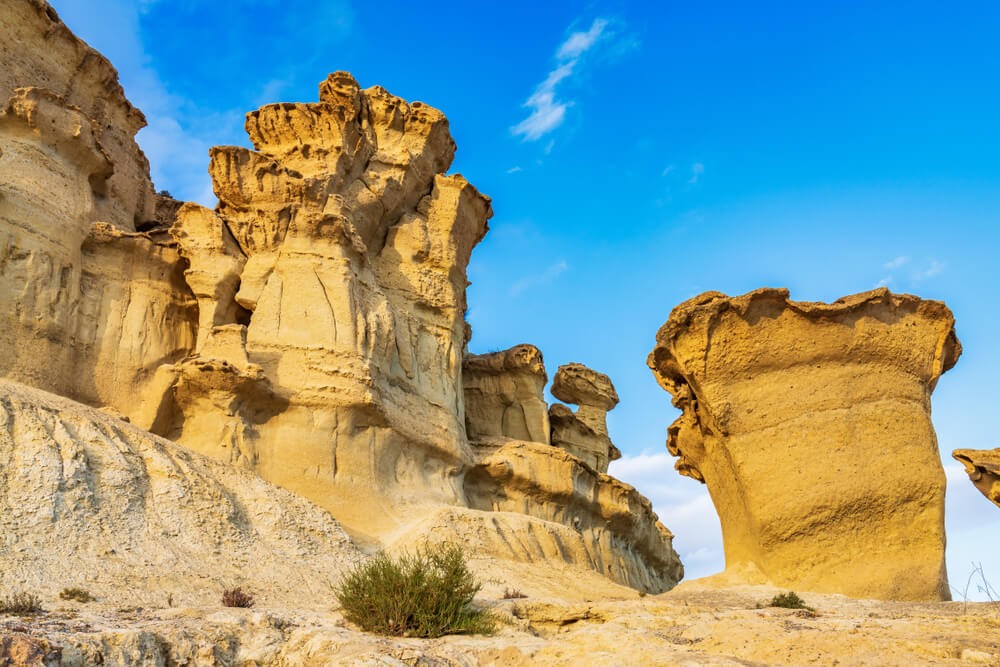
661;164;676;177
556;18;608;60
508;259;569;296
688;162;705;184
610;451;724;581
913;259;946;281
884;255;909;270
506;166;523;174
512;18;613;142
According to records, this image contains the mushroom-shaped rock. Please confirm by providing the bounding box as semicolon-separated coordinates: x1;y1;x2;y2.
462;344;549;444
551;363;619;411
647;288;961;601
549;363;621;473
953;448;1000;508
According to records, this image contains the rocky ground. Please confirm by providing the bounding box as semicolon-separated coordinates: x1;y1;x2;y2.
2;582;998;666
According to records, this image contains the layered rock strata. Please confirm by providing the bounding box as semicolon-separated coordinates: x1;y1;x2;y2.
549;363;622;473
953;448;1000;508
462;347;682;592
464;440;683;592
463;345;550;444
648;288;960;601
1;0;684;597
0;3;197;416
141;72;492;537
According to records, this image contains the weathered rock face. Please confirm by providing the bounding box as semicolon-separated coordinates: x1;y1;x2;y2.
648;288;960;601
463;345;550;444
953;448;1000;508
142;72;492;535
464;439;683;593
1;0;684;598
0;380;361;606
0;3;198;417
549;363;621;473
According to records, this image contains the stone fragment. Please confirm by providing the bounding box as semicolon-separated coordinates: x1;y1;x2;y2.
463;345;550;444
952;448;1000;508
549;363;621;472
648;287;960;601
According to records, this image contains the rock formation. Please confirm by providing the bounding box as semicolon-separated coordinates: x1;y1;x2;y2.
0;2;197;418
549;363;622;473
463;345;550;444
461;347;682;591
648;288;960;601
953;448;1000;508
0;0;682;600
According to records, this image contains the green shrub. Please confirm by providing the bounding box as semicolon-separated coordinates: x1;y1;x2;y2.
335;543;496;638
59;587;94;603
767;591;814;611
0;592;43;615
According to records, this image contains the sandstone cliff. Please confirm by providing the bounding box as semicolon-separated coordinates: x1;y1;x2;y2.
549;363;622;473
953;448;1000;508
0;0;683;600
0;2;197;420
648;288;960;601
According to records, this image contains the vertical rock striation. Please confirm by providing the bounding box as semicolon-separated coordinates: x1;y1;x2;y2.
0;4;197;416
148;72;492;536
648;288;960;601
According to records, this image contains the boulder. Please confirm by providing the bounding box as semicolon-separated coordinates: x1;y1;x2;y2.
648;288;960;601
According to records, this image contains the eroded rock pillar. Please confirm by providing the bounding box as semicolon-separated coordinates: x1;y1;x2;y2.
648;288;960;601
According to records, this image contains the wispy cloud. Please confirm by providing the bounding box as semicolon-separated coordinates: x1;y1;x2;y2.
884;255;909;270
509;260;569;296
610;451;723;580
688;162;705;184
661;164;676;177
511;18;614;141
913;259;946;281
506;166;523;174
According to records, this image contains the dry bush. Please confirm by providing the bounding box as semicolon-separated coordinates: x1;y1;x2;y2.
502;587;527;599
221;586;255;608
335;543;496;638
0;592;43;615
59;587;94;603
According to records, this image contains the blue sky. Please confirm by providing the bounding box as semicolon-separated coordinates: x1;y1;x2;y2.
51;0;1000;598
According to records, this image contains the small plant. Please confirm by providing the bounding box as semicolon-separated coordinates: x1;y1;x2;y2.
221;586;255;608
335;543;496;638
767;591;814;611
502;587;527;599
59;587;94;603
0;592;43;615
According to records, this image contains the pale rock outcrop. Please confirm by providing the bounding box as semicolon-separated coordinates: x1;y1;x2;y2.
953;448;1000;508
0;3;198;418
463;345;550;444
464;439;683;592
549;363;621;473
0;0;156;229
648;288;960;601
0;380;361;606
